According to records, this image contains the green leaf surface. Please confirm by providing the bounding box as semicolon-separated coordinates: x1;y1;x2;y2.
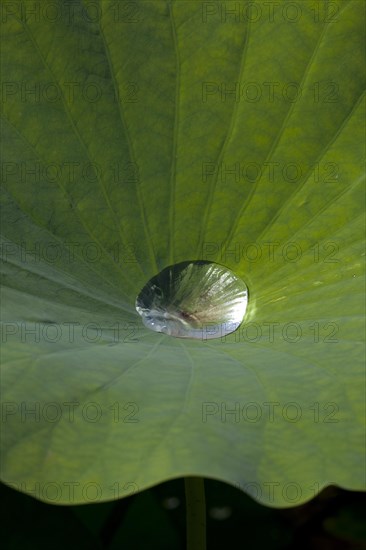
1;0;365;507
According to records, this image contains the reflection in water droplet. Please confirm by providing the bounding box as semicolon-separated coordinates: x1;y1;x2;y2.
135;261;248;340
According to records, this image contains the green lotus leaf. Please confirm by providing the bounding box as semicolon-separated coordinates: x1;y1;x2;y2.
1;0;365;507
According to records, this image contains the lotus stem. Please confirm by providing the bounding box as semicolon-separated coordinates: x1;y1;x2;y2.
185;476;206;550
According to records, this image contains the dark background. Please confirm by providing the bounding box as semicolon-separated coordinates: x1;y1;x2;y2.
1;479;365;549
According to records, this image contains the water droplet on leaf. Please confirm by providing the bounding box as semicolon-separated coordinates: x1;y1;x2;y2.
135;261;248;340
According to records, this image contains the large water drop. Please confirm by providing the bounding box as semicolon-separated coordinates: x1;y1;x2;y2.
135;261;248;340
